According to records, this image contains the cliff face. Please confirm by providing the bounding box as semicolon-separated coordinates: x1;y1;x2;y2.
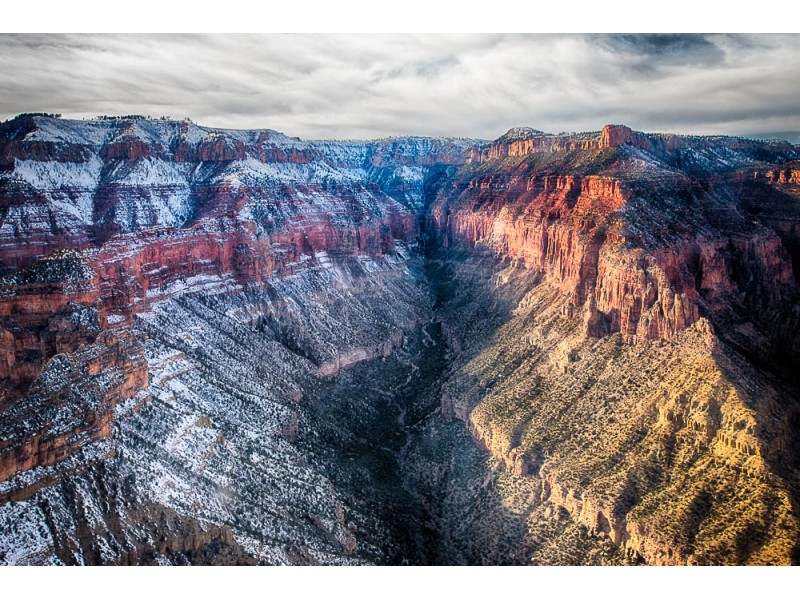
428;130;798;349
0;218;419;398
0;329;149;502
0;116;468;401
0;115;473;274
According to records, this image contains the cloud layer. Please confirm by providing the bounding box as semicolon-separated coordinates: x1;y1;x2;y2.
1;34;799;141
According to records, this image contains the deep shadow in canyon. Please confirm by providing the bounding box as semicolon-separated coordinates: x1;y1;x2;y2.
299;241;624;565
306;320;448;564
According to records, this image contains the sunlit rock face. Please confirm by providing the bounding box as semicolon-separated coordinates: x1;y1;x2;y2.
1;116;799;565
421;126;800;565
429;126;798;347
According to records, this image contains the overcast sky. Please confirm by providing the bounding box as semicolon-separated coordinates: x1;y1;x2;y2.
1;33;799;142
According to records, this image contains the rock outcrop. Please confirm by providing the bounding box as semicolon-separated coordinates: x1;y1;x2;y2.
0;329;148;502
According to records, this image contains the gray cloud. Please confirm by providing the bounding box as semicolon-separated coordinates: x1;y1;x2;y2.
0;33;798;141
599;34;726;66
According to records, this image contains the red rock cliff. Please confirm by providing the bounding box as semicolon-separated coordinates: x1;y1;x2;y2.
0;329;149;501
429;139;798;345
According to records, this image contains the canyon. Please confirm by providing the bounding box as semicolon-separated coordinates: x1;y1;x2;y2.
0;115;799;564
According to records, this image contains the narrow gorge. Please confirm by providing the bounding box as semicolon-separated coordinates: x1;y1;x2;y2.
1;115;799;565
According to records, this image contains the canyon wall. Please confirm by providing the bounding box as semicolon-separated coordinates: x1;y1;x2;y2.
429;132;798;349
0;115;466;564
423;248;800;565
419;126;800;565
0;116;465;532
0;255;433;564
0;115;466;402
